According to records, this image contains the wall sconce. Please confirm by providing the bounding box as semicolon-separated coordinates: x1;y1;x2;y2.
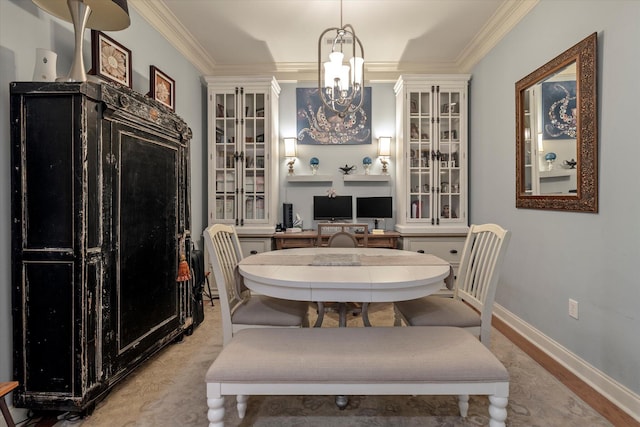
284;137;297;175
378;136;391;174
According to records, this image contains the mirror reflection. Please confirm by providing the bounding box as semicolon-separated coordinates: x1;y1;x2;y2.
522;63;577;195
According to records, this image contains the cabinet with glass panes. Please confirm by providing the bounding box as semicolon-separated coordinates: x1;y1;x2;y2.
394;75;470;234
205;76;280;253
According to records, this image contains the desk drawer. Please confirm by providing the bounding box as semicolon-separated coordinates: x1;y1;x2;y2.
420;241;464;263
403;239;465;264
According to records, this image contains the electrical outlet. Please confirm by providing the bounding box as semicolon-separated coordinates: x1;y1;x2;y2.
568;299;579;319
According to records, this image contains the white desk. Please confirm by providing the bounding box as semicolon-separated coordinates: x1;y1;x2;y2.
238;247;450;326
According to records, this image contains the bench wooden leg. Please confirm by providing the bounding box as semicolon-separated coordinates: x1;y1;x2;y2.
237;394;248;418
207;396;225;427
488;395;508;427
457;394;469;417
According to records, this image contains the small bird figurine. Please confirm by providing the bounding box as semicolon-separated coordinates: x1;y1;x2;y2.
339;164;356;175
563;158;577;169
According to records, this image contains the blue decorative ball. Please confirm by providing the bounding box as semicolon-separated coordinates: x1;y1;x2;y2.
309;157;320;166
545;152;557;161
362;156;372;165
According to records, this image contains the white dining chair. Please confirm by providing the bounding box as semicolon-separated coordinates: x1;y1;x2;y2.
203;224;309;346
394;223;511;346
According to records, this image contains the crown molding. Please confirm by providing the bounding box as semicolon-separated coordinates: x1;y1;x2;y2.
129;0;216;75
457;0;539;72
132;0;538;80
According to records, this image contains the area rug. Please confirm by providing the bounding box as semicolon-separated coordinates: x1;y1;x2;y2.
54;302;612;427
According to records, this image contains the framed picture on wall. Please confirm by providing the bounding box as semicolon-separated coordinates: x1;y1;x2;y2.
295;87;372;145
149;65;176;110
541;80;577;140
149;66;175;110
90;30;132;88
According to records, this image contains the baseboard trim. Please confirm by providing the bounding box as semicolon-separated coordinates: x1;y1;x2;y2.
493;303;640;425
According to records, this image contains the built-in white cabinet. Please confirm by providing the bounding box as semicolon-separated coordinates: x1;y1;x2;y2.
394;75;470;234
205;76;280;242
400;234;467;296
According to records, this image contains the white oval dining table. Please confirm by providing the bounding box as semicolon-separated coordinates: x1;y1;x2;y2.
237;247;451;326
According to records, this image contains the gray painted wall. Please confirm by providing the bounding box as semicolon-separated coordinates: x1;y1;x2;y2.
469;0;639;396
277;82;398;231
0;0;205;389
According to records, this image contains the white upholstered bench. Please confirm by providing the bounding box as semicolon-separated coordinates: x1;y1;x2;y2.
205;326;509;427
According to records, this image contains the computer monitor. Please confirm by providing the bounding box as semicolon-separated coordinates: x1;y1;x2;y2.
313;195;353;221
356;196;393;219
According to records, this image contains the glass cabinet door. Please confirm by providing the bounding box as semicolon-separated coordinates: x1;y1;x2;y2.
437;89;462;222
207;76;279;232
402;82;467;226
408;90;433;221
213;91;237;222
396;75;468;232
243;92;266;221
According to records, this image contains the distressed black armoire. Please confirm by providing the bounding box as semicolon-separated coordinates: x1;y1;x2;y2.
10;82;192;412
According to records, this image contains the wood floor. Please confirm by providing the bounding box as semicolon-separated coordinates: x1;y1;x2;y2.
492;316;639;427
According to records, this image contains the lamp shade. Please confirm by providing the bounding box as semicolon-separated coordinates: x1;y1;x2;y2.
284;137;297;158
33;0;130;82
378;136;391;157
33;0;130;30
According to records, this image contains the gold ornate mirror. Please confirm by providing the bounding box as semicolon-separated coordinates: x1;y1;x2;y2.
515;32;598;212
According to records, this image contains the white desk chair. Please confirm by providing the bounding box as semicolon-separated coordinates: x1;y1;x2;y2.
203;224;309;345
394;223;511;346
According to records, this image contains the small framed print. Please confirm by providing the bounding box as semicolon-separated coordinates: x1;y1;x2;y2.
149;66;175;110
90;30;132;88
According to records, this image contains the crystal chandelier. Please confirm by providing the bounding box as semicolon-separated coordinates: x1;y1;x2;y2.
317;0;364;117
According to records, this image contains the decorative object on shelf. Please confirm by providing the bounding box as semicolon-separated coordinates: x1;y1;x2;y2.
544;152;557;170
32;48;57;81
326;188;337;198
34;0;130;82
310;157;320;174
339;164;356;175
378;136;391;174
149;66;175;110
317;0;364;117
90;30;132;87
284;137;297;175
563;158;577;169
362;156;372;174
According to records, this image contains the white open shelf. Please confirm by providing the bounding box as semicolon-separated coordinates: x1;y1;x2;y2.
286;175;333;183
343;174;391;182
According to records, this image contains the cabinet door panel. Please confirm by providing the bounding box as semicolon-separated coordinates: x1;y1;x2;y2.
23;262;74;392
23;97;75;249
115;130;180;355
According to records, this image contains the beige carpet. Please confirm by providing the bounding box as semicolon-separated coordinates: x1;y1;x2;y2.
54;302;612;427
